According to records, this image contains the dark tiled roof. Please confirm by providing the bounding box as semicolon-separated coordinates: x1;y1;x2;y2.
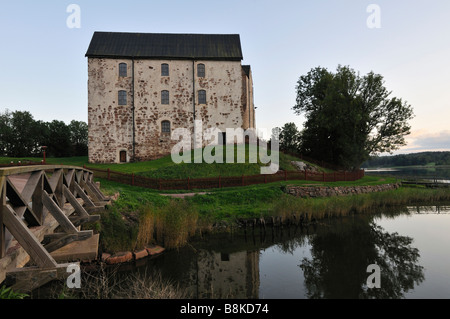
85;32;243;60
242;65;251;76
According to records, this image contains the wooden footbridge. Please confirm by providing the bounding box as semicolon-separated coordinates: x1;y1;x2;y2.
0;165;108;292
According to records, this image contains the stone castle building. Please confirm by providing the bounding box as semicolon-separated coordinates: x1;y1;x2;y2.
85;32;255;163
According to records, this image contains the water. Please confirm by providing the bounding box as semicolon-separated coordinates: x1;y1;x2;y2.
34;166;450;299
137;206;450;299
131;165;450;299
365;165;450;183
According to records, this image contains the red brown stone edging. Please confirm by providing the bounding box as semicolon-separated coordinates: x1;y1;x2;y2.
285;183;400;198
102;245;166;265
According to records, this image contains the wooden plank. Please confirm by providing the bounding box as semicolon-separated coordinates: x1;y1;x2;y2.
49;169;64;208
2;205;57;269
42;191;78;234
51;234;99;263
63;185;89;217
21;171;43;202
73;182;95;207
69;215;100;227
65;169;75;189
87;180;109;201
43;230;92;253
6;262;76;293
31;176;44;225
6;179;40;226
0;165;92;177
85;206;106;213
79;179;101;203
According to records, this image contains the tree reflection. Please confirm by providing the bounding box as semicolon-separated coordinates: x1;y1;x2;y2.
299;217;424;299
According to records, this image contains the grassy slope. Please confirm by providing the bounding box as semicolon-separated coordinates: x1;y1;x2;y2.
0;145;327;179
3;149;415;253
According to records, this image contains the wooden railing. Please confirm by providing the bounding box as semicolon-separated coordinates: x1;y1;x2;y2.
0;165;107;290
86;166;365;191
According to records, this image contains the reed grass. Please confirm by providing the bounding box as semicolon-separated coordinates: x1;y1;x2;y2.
271;186;450;222
136;200;199;250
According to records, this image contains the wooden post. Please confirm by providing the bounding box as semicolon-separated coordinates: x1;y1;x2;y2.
42;191;78;234
242;175;245;186
0;176;5;258
73;182;95;208
2;205;57;269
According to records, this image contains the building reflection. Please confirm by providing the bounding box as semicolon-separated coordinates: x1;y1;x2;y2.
185;249;260;299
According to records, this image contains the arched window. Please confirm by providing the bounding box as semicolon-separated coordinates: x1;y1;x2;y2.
198;90;206;104
118;90;127;105
119;63;127;77
161;63;169;76
161;120;171;134
197;63;205;77
161;90;169;105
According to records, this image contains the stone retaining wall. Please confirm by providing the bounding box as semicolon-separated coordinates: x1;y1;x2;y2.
285;183;400;198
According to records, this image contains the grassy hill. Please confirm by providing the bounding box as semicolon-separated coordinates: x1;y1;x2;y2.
0;145;327;179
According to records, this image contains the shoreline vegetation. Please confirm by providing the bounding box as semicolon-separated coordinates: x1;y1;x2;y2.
3;154;450;299
96;176;450;254
2;154;449;254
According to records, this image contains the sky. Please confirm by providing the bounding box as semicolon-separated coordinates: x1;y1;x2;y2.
1;0;450;155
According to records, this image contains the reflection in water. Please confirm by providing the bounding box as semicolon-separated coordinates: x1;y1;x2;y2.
300;217;424;299
139;207;438;299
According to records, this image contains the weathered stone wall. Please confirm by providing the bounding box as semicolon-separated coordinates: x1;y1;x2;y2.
285;183;400;198
88;58;134;163
88;57;255;163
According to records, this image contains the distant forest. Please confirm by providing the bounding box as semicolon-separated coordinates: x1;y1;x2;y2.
362;152;450;168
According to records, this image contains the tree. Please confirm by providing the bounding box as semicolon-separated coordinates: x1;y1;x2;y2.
293;65;414;170
68;120;88;156
1;110;42;157
278;122;302;154
43;120;72;157
0;109;13;156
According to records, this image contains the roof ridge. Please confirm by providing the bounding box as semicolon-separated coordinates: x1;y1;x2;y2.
86;32;243;60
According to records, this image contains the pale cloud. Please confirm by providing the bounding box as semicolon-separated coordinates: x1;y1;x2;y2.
397;130;450;154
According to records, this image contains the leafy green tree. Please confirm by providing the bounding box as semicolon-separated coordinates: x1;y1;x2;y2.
279;122;302;154
293;65;414;170
0;109;13;156
68;120;88;156
1;110;42;157
43;120;72;157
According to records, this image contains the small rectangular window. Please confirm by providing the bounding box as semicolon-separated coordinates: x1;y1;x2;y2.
198;90;206;104
197;64;205;77
161;120;171;133
161;90;169;105
119;63;127;77
161;63;169;76
118;90;127;105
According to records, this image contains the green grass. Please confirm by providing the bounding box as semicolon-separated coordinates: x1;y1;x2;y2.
3;150;414;254
1;145;328;179
93;175;450;253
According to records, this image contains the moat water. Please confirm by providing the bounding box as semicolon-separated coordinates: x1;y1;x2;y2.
134;205;450;299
